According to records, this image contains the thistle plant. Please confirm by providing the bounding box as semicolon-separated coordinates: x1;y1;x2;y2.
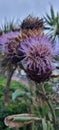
0;16;44;106
17;35;58;129
4;34;59;130
0;16;44;73
0;16;59;129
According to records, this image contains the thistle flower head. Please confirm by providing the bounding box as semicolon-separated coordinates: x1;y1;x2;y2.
21;15;44;37
21;15;44;30
0;31;24;64
0;31;19;50
20;35;55;83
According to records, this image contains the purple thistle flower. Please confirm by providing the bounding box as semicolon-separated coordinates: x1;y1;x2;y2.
0;31;20;52
0;31;24;64
19;36;55;83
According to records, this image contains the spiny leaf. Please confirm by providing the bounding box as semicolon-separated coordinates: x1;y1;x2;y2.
45;13;51;22
44;17;52;26
50;6;55;20
44;15;53;26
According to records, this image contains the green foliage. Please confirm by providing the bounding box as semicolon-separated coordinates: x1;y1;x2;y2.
0;77;59;129
44;82;53;94
1;19;18;33
0;77;29;130
55;105;59;117
12;89;31;101
42;118;47;130
44;5;59;40
0;103;28;130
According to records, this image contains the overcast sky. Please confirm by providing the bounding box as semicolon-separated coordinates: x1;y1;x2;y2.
0;0;59;25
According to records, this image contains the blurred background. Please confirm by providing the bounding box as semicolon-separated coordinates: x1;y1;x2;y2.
0;0;59;25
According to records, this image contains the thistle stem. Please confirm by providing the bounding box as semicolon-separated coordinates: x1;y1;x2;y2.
5;67;16;106
40;83;56;130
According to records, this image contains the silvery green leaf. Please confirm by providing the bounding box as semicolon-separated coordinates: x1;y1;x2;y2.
42;118;47;130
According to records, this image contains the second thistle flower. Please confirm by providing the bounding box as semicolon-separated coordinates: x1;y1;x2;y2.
19;35;55;83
